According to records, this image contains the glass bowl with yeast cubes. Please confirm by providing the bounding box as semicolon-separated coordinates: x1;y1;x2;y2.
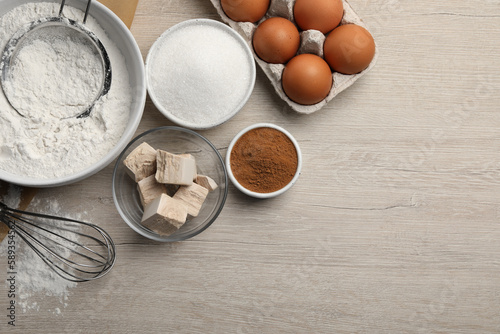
226;123;302;199
112;126;228;242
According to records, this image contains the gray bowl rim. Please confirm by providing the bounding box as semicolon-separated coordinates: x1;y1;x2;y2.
0;0;146;187
112;126;229;242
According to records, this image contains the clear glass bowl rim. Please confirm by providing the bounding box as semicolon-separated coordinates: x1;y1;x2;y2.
112;125;228;242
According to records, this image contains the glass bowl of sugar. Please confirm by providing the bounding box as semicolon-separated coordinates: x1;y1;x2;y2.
145;18;256;130
112;126;228;242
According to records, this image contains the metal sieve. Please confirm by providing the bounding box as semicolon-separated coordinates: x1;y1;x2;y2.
0;0;111;119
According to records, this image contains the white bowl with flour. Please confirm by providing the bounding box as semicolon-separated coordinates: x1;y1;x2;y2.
0;0;146;187
146;19;256;130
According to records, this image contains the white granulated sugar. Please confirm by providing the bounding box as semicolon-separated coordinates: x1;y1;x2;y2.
0;2;131;179
148;22;253;128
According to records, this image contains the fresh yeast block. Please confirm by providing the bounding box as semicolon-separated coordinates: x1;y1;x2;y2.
141;194;188;236
137;175;168;208
195;175;218;192
174;183;209;217
123;142;157;182
156;150;197;185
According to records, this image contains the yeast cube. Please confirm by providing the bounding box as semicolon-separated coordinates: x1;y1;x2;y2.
141;194;188;236
123;142;157;182
155;150;197;186
137;175;168;208
195;174;218;192
173;183;209;217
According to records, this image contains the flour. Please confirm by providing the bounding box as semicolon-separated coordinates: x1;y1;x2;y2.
4;25;104;119
0;186;77;314
14;198;78;313
0;2;131;179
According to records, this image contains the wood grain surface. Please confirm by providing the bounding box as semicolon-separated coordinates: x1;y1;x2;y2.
1;0;500;333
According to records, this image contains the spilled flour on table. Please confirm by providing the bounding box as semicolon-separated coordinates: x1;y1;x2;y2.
0;185;78;314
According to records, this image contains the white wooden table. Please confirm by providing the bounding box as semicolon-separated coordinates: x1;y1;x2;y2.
1;0;500;332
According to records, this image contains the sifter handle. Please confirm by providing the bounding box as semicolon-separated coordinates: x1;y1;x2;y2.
58;0;92;24
58;0;66;17
83;0;92;24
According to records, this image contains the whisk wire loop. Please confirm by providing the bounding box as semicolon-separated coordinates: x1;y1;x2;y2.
13;218;108;274
11;212;109;265
0;202;116;282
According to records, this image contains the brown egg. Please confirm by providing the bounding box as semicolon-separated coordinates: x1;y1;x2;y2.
282;54;333;105
220;0;270;23
324;24;375;75
252;17;300;64
293;0;343;34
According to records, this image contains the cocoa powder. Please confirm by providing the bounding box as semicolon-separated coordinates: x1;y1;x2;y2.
230;127;298;193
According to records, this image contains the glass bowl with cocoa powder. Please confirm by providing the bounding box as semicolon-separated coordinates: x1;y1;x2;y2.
226;123;302;199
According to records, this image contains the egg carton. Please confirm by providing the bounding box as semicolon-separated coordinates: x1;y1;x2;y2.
209;0;378;114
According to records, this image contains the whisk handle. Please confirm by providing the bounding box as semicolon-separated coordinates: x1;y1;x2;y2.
0;202;16;229
0;201;9;215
